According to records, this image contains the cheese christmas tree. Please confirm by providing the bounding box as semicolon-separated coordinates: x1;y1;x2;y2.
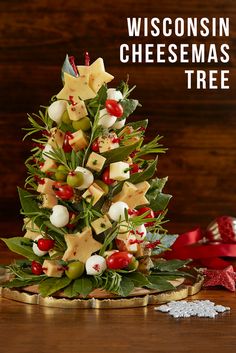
1;54;189;298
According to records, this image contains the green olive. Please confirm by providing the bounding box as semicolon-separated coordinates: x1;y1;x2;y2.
72;117;91;131
65;261;85;279
55;165;68;181
94;180;109;195
67;171;84;188
62;110;71;125
127;258;139;271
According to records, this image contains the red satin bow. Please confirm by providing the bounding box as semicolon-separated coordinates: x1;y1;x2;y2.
163;227;236;269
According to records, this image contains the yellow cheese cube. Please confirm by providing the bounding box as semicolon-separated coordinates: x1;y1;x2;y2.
67;100;88;121
109;161;130;181
48;128;65;149
86;152;106;172
24;218;40;240
42;193;58;209
69;130;89;151
42;259;63;278
91;215;112;235
98;133;119;153
37;178;55;195
40;158;57;174
116;221;130;241
82;182;105;205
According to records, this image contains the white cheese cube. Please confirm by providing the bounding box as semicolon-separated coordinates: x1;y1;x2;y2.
86;152;106;172
98;133;119;153
67;100;88;121
109;162;130;181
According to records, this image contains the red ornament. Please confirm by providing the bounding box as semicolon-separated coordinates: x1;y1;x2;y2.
37;238;55;251
31;261;43;275
203;265;236;292
206;216;236;243
105;99;123;118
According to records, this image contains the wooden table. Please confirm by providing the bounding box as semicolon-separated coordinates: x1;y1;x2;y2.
1;249;236;353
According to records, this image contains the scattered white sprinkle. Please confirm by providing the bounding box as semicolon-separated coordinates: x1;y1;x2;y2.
154;300;230;318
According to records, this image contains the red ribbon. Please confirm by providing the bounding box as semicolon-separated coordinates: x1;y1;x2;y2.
163;227;236;269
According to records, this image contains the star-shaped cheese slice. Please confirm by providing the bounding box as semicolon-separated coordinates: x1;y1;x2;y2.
112;181;150;209
77;57;114;93
57;72;96;101
62;227;102;263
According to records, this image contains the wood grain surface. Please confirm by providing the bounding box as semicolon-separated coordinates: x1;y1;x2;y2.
0;0;236;237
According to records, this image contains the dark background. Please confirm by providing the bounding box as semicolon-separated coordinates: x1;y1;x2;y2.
0;0;235;237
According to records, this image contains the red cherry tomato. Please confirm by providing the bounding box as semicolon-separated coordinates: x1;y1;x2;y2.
63;132;73;153
105;99;123;118
138;207;155;227
91;139;100;152
37;238;55;251
130;164;139;174
115;239;128;252
106;251;133;270
53;182;74;200
102;167;115;185
31;261;43;275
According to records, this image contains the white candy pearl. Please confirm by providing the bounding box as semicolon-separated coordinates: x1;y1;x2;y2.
50;205;69;228
108;201;129;222
48;100;67;124
32;235;47;257
107;88;123;101
74;166;94;190
98;108;117;128
113;118;126;129
135;224;147;240
42;143;53;160
86;255;107;275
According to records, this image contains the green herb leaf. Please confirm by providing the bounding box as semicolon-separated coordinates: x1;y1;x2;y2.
153;259;191;272
63;283;77;298
118;277;134;297
39;277;71;297
146;233;178;255
126;272;150;287
129;158;157;184
2;278;43;288
146;276;175;291
73;277;93;297
102;140;140;165
146;177;172;211
1;237;40;261
128;119;148;130
120;99;139;119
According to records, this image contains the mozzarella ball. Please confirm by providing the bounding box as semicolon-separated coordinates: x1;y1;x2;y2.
42;143;53;160
107;88;123;101
50;205;70;228
74;166;94;190
48;100;67;124
98;108;117;128
108;201;129;222
32;235;47;257
135;224;147;240
113;118;126;129
86;255;107;275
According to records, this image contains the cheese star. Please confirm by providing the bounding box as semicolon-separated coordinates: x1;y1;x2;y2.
77;57;114;93
62;227;102;263
57;72;96;101
112;181;150;209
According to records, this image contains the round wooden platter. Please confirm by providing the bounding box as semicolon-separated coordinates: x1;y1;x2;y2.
0;268;204;309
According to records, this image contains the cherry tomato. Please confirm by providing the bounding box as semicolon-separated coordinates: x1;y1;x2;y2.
115;239;128;252
128;209;139;216
91;139;100;152
102;167;115;185
63;132;73;153
31;261;43;275
67;212;77;229
105;99;123;118
106;251;133;270
130;163;139;174
53;182;74;200
37;238;55;251
137;207;155;227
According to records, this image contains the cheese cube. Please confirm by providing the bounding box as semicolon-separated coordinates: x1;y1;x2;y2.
126;234;138;253
109;162;130;181
86;152;106;172
91;215;112;235
82;182;105;205
40;158;57;174
48;128;65;149
24;218;40;240
67;100;88;121
116;221;130;241
42;193;58;209
42;259;63;278
69;130;89;152
120;126;140;146
98;133;119;153
37;178;55;195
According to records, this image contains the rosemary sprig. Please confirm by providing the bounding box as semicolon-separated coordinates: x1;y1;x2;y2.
23;109;53;140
